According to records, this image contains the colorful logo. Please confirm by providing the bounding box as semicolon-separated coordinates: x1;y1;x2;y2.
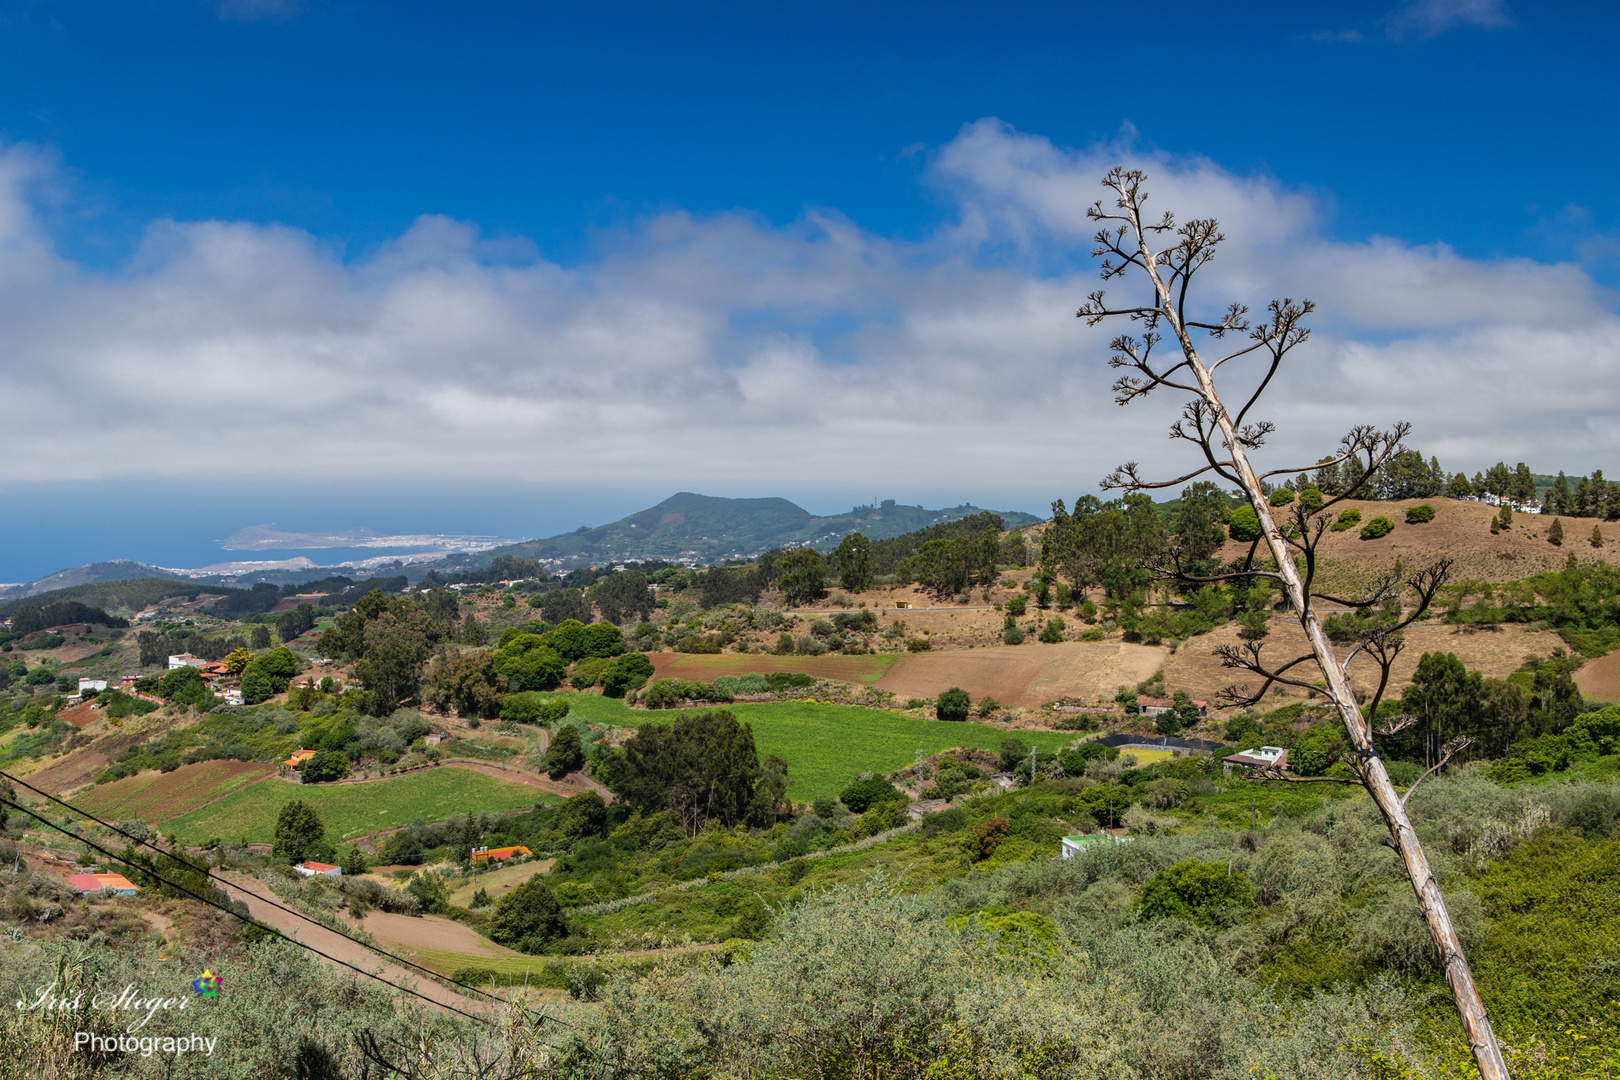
189;970;222;998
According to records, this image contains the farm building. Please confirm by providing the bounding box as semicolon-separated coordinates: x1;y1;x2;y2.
1223;746;1289;774
78;678;108;693
283;748;318;768
1136;695;1208;718
1060;834;1127;859
67;872;140;895
294;862;341;878
167;653;207;670
471;845;532;865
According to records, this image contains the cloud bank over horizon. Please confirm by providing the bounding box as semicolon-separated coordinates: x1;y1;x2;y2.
3;119;1617;502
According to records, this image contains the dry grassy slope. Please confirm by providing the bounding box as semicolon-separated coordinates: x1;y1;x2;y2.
1229;497;1620;593
1160;618;1568;710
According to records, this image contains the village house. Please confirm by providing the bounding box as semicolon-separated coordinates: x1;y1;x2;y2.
294;861;341;878
167;653;207;670
67;872;140;895
1223;746;1289;775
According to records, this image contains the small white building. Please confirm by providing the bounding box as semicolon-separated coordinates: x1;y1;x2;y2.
78;678;108;694
167;653;207;670
1223;746;1289;774
221;689;244;706
294;861;341;878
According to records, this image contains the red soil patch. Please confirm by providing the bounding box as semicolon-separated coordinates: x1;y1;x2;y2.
57;701;102;728
75;760;276;822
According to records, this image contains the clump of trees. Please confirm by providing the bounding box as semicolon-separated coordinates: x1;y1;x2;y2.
600;710;790;834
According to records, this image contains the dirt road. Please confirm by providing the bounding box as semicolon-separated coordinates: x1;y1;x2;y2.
216;871;493;1016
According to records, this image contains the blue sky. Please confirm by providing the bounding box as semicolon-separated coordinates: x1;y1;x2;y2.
1;0;1617;580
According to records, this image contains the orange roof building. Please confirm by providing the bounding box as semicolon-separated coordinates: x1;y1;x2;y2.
471;845;532;865
283;748;318;768
68;872;139;895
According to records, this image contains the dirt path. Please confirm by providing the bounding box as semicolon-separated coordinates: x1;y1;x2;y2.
215;871;492;1016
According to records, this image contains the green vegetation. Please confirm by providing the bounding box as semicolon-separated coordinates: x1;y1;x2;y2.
161;766;558;844
1359;514;1396;539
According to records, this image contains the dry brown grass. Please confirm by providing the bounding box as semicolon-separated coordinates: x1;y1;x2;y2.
1225;498;1620;593
1574;651;1620;703
1160;617;1567;707
873;642;1163;708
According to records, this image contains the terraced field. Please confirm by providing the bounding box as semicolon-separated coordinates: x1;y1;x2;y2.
162;766;560;845
75;760;276;822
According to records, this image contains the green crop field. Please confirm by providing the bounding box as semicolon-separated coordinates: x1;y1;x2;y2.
547;693;1078;800
161;767;560;845
76;760;276;823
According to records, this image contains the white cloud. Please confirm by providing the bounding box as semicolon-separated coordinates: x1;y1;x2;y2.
1384;0;1514;41
0;120;1617;502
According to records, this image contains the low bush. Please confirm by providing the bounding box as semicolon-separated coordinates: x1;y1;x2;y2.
1331;507;1363;532
1405;504;1436;524
1360;516;1396;540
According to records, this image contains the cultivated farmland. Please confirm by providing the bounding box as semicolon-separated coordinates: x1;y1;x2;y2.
75;759;275;822
649;651;901;685
161;766;559;844
549;693;1076;800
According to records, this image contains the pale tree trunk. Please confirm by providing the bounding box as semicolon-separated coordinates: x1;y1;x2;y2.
1125;211;1510;1079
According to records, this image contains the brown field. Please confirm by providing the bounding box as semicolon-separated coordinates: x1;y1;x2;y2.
1575;650;1620;704
873;641;1164;708
356;910;513;958
75;760;275;822
1160;618;1569;709
649;651;898;685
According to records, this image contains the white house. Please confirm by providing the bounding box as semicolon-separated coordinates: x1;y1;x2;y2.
167;653;207;670
1223;746;1289;774
294;861;341;878
78;678;109;693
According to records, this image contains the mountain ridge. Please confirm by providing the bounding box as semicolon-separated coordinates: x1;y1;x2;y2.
441;492;1040;570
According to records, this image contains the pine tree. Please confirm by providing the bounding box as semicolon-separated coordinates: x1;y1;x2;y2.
1447;472;1474;499
1607;482;1620;522
1512;462;1537;504
1591;524;1605;549
1548;517;1565;546
1547;472;1572;515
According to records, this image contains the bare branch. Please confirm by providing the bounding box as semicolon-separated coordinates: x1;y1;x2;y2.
1400;736;1474;809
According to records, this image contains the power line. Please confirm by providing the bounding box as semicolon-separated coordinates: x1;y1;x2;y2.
0;790;500;1027
1;768;561;1027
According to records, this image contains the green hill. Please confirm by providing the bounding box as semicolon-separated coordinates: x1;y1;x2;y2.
456;493;1039;569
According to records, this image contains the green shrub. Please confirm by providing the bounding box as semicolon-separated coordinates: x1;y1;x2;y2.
906;636;932;652
1268;488;1295;507
1136;858;1256;926
1227;505;1263;542
1298;486;1325;511
1359;515;1395;540
936;686;970;722
839;775;904;813
1405;504;1436;524
1330;507;1363;532
1038;618;1065;643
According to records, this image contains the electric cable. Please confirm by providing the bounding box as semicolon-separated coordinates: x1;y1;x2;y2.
0;769;564;1028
